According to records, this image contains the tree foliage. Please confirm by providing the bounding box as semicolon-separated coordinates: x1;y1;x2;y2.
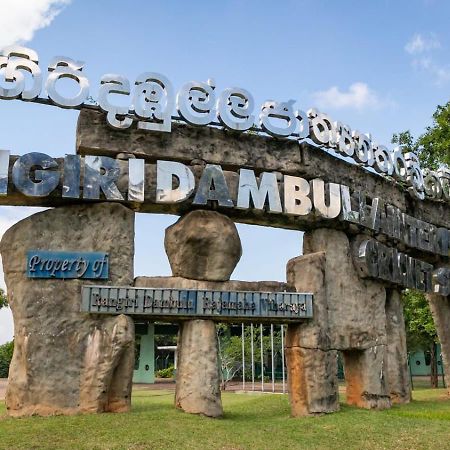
418;102;450;169
0;340;13;378
392;101;450;170
402;289;439;387
217;324;283;389
393;101;450;387
0;288;7;309
402;290;437;352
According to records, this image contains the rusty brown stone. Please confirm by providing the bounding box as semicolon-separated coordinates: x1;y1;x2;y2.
286;229;391;415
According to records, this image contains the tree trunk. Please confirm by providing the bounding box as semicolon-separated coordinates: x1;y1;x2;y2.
430;343;439;389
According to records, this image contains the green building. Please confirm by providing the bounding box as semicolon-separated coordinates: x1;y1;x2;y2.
409;345;444;377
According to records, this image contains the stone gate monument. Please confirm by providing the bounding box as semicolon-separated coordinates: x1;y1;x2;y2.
0;45;449;418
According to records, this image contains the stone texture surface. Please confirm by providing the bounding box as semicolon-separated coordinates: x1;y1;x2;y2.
175;320;222;417
165;210;242;282
286;229;391;415
77;109;302;176
167;211;243;417
76;109;450;232
0;203;135;416
343;348;390;409
427;287;450;396
385;289;411;403
134;275;290;292
285;346;339;416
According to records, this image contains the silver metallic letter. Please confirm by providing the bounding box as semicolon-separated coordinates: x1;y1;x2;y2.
352;131;374;165
283;175;312;216
308;109;335;146
433;268;450;296
0;150;10;195
46;56;89;108
98;74;132;129
217;88;255;131
423;169;443;199
128;158;145;202
193;164;233;207
0;46;42;100
12;152;60;197
373;144;393;175
176;80;216;126
311;179;341;218
133;72;174;132
237;169;282;213
390;146;408;182
259;100;299;138
354;239;379;278
438;168;450;202
334;122;355;157
405;151;425;200
63;154;81;199
340;185;360;223
156;160;195;203
83;156;124;200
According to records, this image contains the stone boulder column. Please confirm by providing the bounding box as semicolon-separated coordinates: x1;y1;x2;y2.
385;289;411;403
427;287;450;396
286;252;340;415
0;203;135;417
165;210;242;417
286;229;390;416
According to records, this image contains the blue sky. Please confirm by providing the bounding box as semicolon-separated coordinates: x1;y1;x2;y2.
1;0;450;342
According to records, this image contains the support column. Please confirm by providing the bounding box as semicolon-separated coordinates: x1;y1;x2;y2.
385;289;411;403
286;251;340;415
427;291;450;395
0;203;135;417
286;229;390;415
343;347;391;409
164;210;242;417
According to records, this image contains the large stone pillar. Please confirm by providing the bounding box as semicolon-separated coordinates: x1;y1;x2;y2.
164;210;242;417
385;289;411;403
427;288;450;395
286;252;339;415
0;203;135;416
286;229;390;416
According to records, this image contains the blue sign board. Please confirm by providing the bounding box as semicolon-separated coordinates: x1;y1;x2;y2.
27;251;109;279
81;286;313;322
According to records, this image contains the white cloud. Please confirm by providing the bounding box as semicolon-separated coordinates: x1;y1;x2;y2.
0;0;71;50
412;57;450;85
404;32;450;85
405;33;441;54
311;82;390;111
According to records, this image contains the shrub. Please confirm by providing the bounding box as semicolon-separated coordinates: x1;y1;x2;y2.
156;365;175;378
0;340;14;378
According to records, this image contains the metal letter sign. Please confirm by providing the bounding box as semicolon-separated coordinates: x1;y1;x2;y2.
1;44;449;205
81;286;313;323
27;251;109;279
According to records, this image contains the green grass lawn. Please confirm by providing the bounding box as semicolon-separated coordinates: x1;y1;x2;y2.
0;388;449;450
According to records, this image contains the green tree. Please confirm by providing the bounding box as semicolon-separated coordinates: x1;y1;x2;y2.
392;102;450;170
217;324;282;390
393;101;450;388
402;290;439;388
0;340;13;378
418;102;450;169
0;288;7;309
